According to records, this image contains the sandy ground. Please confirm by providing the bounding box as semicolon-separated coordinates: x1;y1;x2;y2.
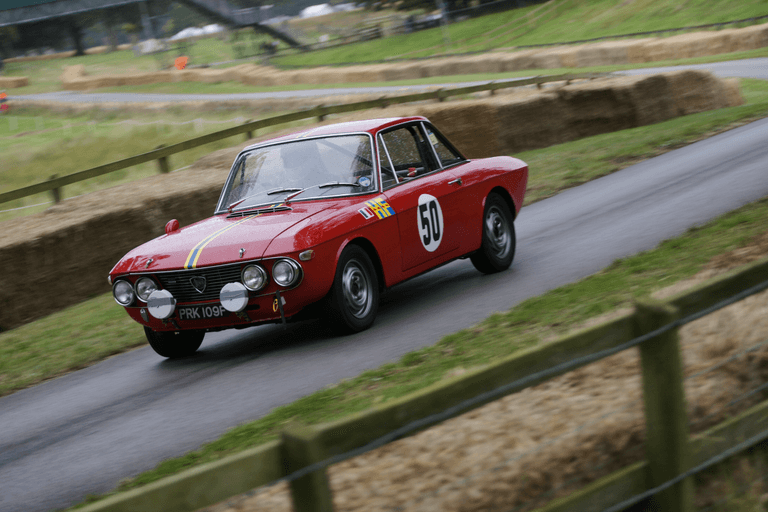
198;231;768;512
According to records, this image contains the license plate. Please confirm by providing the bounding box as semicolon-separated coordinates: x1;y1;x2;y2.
178;305;228;320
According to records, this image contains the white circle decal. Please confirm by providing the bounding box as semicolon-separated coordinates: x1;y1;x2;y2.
417;194;444;253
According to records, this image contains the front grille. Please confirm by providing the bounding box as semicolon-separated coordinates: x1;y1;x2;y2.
155;264;243;303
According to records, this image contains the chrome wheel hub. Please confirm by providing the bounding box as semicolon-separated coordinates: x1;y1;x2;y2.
485;206;511;259
342;259;372;319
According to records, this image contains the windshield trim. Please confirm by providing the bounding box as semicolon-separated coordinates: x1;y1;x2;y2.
214;132;378;215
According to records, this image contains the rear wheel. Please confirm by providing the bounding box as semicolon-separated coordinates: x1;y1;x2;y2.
325;244;379;333
471;193;516;274
144;327;204;358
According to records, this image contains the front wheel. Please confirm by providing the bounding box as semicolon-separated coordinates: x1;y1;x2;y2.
325;244;379;333
471;193;516;274
144;327;204;358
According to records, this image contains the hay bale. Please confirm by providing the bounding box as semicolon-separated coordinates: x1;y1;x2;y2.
494;92;567;152
730;22;768;51
664;70;727;115
0;76;29;88
723;78;745;107
572;40;641;68
497;50;541;72
625;74;677;125
530;49;567;71
420;58;459;78
416;101;503;158
555;79;638;140
536;46;575;69
380;62;426;81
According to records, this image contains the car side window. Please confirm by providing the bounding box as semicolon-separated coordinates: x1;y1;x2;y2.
378;134;398;190
424;123;464;168
379;124;438;184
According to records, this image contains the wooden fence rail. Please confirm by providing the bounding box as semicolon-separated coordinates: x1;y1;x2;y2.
0;72;606;206
77;255;768;512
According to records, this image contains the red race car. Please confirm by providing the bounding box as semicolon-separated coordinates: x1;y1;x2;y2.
109;116;528;358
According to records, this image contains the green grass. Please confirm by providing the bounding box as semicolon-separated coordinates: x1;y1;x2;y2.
272;0;768;66
0;107;318;222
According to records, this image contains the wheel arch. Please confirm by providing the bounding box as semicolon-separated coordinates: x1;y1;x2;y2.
339;237;386;293
487;186;517;220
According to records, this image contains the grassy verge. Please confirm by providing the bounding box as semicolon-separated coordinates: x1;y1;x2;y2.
3;78;768;400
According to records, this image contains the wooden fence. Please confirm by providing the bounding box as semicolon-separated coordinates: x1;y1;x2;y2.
77;255;768;512
0;72;605;207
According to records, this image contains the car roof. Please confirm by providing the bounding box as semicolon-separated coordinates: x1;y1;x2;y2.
243;116;428;150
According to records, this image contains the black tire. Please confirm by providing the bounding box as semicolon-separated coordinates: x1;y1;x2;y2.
144;327;204;358
325;244;379;333
470;193;516;274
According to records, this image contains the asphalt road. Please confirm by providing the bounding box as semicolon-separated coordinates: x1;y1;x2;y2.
1;60;767;512
9;58;768;104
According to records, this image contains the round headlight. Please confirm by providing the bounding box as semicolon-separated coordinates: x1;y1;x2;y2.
272;259;301;287
242;265;268;291
113;280;135;306
135;277;159;302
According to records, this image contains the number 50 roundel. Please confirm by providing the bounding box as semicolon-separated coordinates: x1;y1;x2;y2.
417;194;444;252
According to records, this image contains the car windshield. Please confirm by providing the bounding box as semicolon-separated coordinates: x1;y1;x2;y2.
218;135;376;212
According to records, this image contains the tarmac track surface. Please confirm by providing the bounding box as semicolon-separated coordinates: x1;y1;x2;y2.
1;60;768;512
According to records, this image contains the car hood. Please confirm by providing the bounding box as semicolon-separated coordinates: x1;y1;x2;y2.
112;203;331;274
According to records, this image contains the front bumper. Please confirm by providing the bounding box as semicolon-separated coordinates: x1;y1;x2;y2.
126;291;303;332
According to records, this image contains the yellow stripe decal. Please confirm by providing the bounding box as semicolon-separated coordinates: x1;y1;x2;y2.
183;217;253;269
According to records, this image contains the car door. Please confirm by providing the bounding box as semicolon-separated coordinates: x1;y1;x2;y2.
378;122;464;272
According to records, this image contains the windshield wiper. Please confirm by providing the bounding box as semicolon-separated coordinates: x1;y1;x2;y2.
266;187;302;195
285;182;361;203
227;187;302;212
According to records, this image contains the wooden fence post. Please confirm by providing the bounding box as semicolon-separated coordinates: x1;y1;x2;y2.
245;119;254;141
155;145;170;174
49;174;61;203
635;299;693;512
282;423;335;512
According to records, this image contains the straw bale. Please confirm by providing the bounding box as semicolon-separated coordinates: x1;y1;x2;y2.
731;23;768;51
302;67;343;85
416;101;503;159
496;49;541;72
530;50;567;71
419;58;457;78
539;46;577;69
197;69;230;83
0;76;29;88
665;69;731;116
572;40;641;68
723;78;745;108
494;92;567;152
625;73;677;125
555;79;638;140
380;62;427;81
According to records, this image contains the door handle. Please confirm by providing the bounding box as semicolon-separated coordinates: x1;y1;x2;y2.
448;178;463;186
